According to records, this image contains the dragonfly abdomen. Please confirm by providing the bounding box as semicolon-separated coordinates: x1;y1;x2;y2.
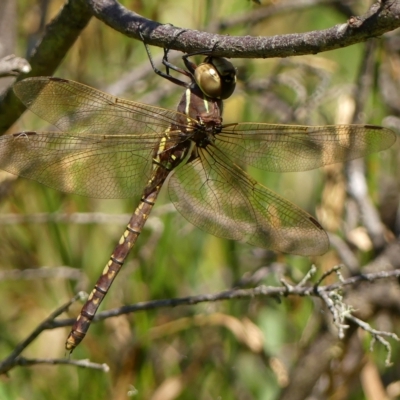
65;170;166;351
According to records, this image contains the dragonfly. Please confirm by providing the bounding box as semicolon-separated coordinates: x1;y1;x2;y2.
2;45;395;352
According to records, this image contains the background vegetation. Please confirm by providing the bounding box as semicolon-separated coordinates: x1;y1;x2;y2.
1;0;400;399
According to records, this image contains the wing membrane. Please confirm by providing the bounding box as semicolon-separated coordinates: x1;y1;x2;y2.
10;77;395;253
217;123;396;172
13;77;194;136
0;132;154;198
169;146;328;255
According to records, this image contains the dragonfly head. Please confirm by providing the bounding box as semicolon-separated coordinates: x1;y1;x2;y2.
194;57;236;100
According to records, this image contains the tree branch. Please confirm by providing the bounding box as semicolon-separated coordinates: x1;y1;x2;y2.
40;268;400;329
2;263;399;374
86;0;400;58
2;0;399;134
0;0;92;133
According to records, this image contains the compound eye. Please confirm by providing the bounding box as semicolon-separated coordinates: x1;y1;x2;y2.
194;64;222;99
194;57;237;99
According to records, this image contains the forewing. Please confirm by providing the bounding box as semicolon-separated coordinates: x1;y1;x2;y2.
0;132;153;199
217;124;396;172
13;77;192;137
169;146;328;255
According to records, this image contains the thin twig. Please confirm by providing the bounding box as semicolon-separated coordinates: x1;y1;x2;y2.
346;313;400;366
48;268;400;330
7;357;109;372
0;292;85;375
314;265;342;287
297;265;317;286
3;268;400;374
0;266;84;281
0;55;31;78
0;206;176;225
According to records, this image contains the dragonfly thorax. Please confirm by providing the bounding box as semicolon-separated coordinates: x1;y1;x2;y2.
175;83;224;149
176;84;224;129
190;124;219;149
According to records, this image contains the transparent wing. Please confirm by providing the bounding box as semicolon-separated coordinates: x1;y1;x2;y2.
8;77;198;198
169;146;328;256
217;123;396;172
0;132;153;199
13;77;194;137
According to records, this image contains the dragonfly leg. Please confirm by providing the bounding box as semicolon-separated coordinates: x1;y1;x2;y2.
140;30;191;88
181;40;221;73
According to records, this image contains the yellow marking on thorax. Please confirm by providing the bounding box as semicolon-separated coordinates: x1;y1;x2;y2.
185;89;191;115
152;127;175;176
164;127;171;139
185;89;194;124
203;98;209;114
153;136;167;166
